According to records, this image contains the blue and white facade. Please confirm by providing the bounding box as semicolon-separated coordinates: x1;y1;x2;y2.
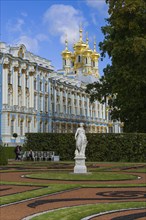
0;37;122;145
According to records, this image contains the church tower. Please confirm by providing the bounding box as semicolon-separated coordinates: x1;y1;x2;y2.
61;26;100;83
61;37;72;76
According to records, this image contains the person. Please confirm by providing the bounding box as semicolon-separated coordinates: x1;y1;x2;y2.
28;149;34;161
75;123;88;157
14;145;21;160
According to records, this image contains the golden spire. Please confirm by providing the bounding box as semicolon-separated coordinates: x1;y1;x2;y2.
86;32;89;45
79;23;83;42
65;34;68;50
94;36;96;52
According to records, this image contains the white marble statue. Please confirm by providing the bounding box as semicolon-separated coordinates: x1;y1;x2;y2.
75;123;88;157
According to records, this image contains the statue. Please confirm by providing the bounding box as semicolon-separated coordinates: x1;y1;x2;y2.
75;123;88;157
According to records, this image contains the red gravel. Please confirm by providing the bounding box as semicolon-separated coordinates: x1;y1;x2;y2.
0;163;145;220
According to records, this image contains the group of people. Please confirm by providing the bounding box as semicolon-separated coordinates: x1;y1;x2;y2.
14;145;22;160
14;146;34;161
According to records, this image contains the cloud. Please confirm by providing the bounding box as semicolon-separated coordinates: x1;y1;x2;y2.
86;0;106;10
6;18;24;33
14;35;39;53
43;4;87;45
21;12;28;17
36;34;49;42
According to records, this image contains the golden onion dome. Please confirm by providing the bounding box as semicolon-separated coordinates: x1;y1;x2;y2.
61;39;72;57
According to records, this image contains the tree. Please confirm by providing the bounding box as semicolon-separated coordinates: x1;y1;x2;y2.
86;0;146;132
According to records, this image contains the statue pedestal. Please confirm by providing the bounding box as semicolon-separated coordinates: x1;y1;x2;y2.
74;155;87;173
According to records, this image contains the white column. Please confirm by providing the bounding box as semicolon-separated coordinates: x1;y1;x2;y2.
90;104;93;117
82;96;85;115
65;90;68;114
77;94;80;115
12;61;19;106
103;104;105;120
87;97;90;117
2;60;9;104
95;101;98;118
60;89;63;113
71;92;75;114
48;80;51;112
54;86;57;112
29;66;35;108
21;64;27;107
99;104;102;118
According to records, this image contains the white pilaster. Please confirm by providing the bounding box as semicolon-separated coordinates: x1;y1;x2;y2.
21;64;27;107
2;58;9;104
60;89;63;113
29;66;35;108
65;90;68;114
103;104;105;120
48;80;51;112
95;101;98;118
12;61;19;106
71;92;75;114
82;95;85;115
54;86;57;112
77;94;80;115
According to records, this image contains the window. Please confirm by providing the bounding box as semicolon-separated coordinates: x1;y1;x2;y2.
18;94;22;107
78;55;81;62
34;80;37;90
64;59;66;65
34;95;37;110
11;120;14;135
45;97;48;112
18;74;21;86
8;74;11;84
45;83;47;92
45;122;48;132
40;81;42;91
86;58;88;64
28;121;31;133
40;121;43;132
8;92;11;106
20;121;23;136
26;77;28;87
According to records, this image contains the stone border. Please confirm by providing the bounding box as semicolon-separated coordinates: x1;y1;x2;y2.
21;206;145;220
81;207;145;220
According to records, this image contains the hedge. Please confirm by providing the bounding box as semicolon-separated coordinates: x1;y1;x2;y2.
24;133;146;162
5;147;16;159
0;145;8;165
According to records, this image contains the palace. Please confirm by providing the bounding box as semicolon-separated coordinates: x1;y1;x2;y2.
0;28;122;145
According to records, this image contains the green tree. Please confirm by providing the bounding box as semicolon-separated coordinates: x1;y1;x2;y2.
86;0;146;132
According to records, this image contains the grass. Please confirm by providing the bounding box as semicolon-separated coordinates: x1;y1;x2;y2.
1;161;145;206
125;168;146;173
30;202;146;220
26;171;137;181
0;184;79;206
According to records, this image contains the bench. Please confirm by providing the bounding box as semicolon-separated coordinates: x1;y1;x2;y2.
21;151;59;161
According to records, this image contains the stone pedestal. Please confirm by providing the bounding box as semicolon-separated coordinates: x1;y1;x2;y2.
74;155;87;173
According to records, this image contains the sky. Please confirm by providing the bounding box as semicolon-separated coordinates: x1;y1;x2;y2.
0;0;110;75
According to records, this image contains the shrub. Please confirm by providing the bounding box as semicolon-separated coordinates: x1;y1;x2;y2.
0;145;8;165
24;133;146;162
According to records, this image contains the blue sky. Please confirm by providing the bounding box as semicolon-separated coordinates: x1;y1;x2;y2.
1;0;110;75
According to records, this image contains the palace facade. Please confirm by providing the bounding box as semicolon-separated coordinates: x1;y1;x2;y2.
0;29;122;145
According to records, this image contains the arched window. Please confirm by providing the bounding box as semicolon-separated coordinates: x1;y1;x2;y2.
78;56;81;62
20;120;23;136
